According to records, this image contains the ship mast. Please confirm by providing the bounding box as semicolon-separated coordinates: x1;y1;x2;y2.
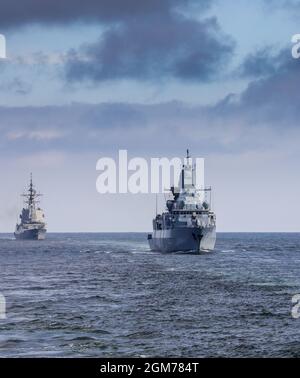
28;173;34;206
181;149;188;189
22;173;42;209
181;149;193;190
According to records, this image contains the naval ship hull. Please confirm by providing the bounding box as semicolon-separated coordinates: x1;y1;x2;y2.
14;228;46;240
148;226;216;253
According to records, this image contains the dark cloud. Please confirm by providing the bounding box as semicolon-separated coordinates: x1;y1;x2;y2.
0;0;211;28
2;45;299;159
65;12;234;82
238;46;298;78
0;0;234;82
0;47;299;158
0;85;298;161
229;46;300;125
238;47;280;78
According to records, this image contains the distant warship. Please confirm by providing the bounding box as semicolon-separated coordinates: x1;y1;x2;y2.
148;151;216;253
14;175;47;240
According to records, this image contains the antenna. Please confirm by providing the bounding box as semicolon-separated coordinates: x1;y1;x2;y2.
30;172;33;198
182;149;191;189
21;173;42;207
192;162;195;187
155;193;158;216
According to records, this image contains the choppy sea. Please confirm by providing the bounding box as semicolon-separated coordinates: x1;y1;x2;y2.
0;232;300;357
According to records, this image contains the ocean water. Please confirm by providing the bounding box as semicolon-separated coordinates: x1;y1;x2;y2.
0;232;300;358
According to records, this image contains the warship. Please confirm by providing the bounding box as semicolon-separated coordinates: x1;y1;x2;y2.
14;175;47;240
148;151;216;253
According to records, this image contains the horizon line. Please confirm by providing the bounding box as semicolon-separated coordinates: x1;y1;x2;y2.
0;231;299;234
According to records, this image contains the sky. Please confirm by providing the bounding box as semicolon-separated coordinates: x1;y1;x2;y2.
0;0;299;232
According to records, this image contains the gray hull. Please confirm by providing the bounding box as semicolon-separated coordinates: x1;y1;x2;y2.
148;226;216;253
14;228;46;240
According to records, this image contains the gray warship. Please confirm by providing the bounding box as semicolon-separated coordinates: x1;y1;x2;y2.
14;175;47;240
148;151;216;253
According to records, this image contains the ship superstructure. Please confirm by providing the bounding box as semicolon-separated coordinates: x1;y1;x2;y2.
14;175;47;240
148;151;216;253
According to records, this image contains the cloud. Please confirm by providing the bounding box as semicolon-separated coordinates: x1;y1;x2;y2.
0;45;299;159
0;77;32;95
65;14;234;83
12;51;65;66
230;46;300;126
238;46;298;78
263;0;300;11
6;129;63;141
238;47;280;78
0;1;234;83
0;0;211;28
0;93;298;162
